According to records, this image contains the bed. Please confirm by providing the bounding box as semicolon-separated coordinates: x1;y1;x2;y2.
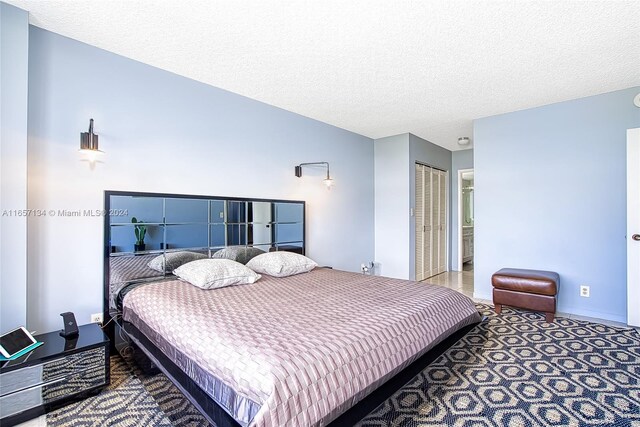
108;250;209;312
103;191;481;427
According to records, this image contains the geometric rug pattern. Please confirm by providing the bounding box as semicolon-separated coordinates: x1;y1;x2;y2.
136;365;212;427
47;303;640;426
358;303;640;427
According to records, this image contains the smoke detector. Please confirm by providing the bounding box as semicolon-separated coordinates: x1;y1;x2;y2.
634;93;640;108
457;137;471;146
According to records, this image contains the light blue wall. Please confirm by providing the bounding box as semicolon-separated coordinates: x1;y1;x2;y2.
474;87;640;322
451;149;473;271
0;3;29;332
374;134;410;278
26;27;375;333
409;134;452;279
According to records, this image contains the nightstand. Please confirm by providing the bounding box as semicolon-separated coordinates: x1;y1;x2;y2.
0;323;110;426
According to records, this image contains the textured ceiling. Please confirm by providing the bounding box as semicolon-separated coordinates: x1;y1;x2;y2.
6;0;640;150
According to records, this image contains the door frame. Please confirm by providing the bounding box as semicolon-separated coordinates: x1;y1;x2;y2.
457;168;473;271
627;128;640;326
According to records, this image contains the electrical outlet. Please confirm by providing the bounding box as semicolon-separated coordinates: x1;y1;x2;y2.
361;261;375;275
90;313;103;324
580;285;590;298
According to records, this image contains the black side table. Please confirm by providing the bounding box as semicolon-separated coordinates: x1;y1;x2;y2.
0;323;110;426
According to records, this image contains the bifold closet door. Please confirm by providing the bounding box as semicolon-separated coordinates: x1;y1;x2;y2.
415;164;446;280
432;170;446;276
415;164;424;281
415;164;430;280
415;164;434;280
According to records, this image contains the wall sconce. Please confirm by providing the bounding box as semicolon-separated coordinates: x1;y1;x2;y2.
79;118;104;161
295;162;334;189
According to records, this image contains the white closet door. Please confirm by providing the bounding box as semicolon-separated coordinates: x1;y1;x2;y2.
430;170;440;276
415;164;447;280
415;164;425;281
431;169;439;276
437;170;447;274
424;167;433;278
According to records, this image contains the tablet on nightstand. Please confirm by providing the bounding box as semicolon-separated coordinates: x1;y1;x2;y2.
0;327;38;359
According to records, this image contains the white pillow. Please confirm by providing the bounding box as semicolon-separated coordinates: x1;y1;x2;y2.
173;259;261;289
148;251;207;273
246;252;317;277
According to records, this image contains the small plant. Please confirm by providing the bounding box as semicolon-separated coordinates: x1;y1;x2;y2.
131;217;147;245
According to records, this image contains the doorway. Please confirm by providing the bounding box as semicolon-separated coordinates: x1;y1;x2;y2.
458;169;474;273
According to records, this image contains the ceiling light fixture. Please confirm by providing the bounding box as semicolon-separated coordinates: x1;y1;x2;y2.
79;118;104;161
457;137;471;146
295;162;333;189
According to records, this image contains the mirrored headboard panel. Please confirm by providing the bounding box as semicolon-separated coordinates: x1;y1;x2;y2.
103;191;305;318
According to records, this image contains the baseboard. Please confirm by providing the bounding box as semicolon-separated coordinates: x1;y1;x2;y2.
472;292;627;325
558;306;627;325
473;291;492;301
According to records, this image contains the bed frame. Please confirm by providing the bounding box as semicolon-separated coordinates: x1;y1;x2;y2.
103;190;480;426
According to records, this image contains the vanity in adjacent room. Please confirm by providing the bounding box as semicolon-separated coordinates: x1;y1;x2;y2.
462;226;474;264
461;174;474;266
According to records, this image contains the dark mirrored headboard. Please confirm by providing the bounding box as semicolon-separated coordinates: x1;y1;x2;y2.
103;190;305;320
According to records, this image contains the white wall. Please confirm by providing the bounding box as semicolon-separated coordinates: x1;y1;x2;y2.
0;3;29;332
374;134;410;279
26;27;375;333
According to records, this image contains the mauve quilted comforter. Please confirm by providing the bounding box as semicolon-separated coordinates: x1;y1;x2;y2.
122;268;480;427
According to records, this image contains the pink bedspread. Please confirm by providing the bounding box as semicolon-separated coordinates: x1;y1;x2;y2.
123;268;480;426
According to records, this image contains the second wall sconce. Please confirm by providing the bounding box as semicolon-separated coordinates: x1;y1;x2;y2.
295;162;334;189
79;118;104;162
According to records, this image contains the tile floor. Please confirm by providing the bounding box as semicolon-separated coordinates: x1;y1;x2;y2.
426;270;475;299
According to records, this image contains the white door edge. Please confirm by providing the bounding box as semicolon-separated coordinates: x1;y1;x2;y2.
627;128;640;327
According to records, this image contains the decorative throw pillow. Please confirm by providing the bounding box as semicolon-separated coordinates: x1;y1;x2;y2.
148;251;207;273
173;259;261;289
211;247;266;265
246;252;317;277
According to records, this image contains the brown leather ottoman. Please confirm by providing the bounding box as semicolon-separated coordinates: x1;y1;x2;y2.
492;268;560;322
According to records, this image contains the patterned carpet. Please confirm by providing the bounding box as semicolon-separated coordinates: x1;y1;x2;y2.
48;304;640;426
359;304;640;426
47;353;174;426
